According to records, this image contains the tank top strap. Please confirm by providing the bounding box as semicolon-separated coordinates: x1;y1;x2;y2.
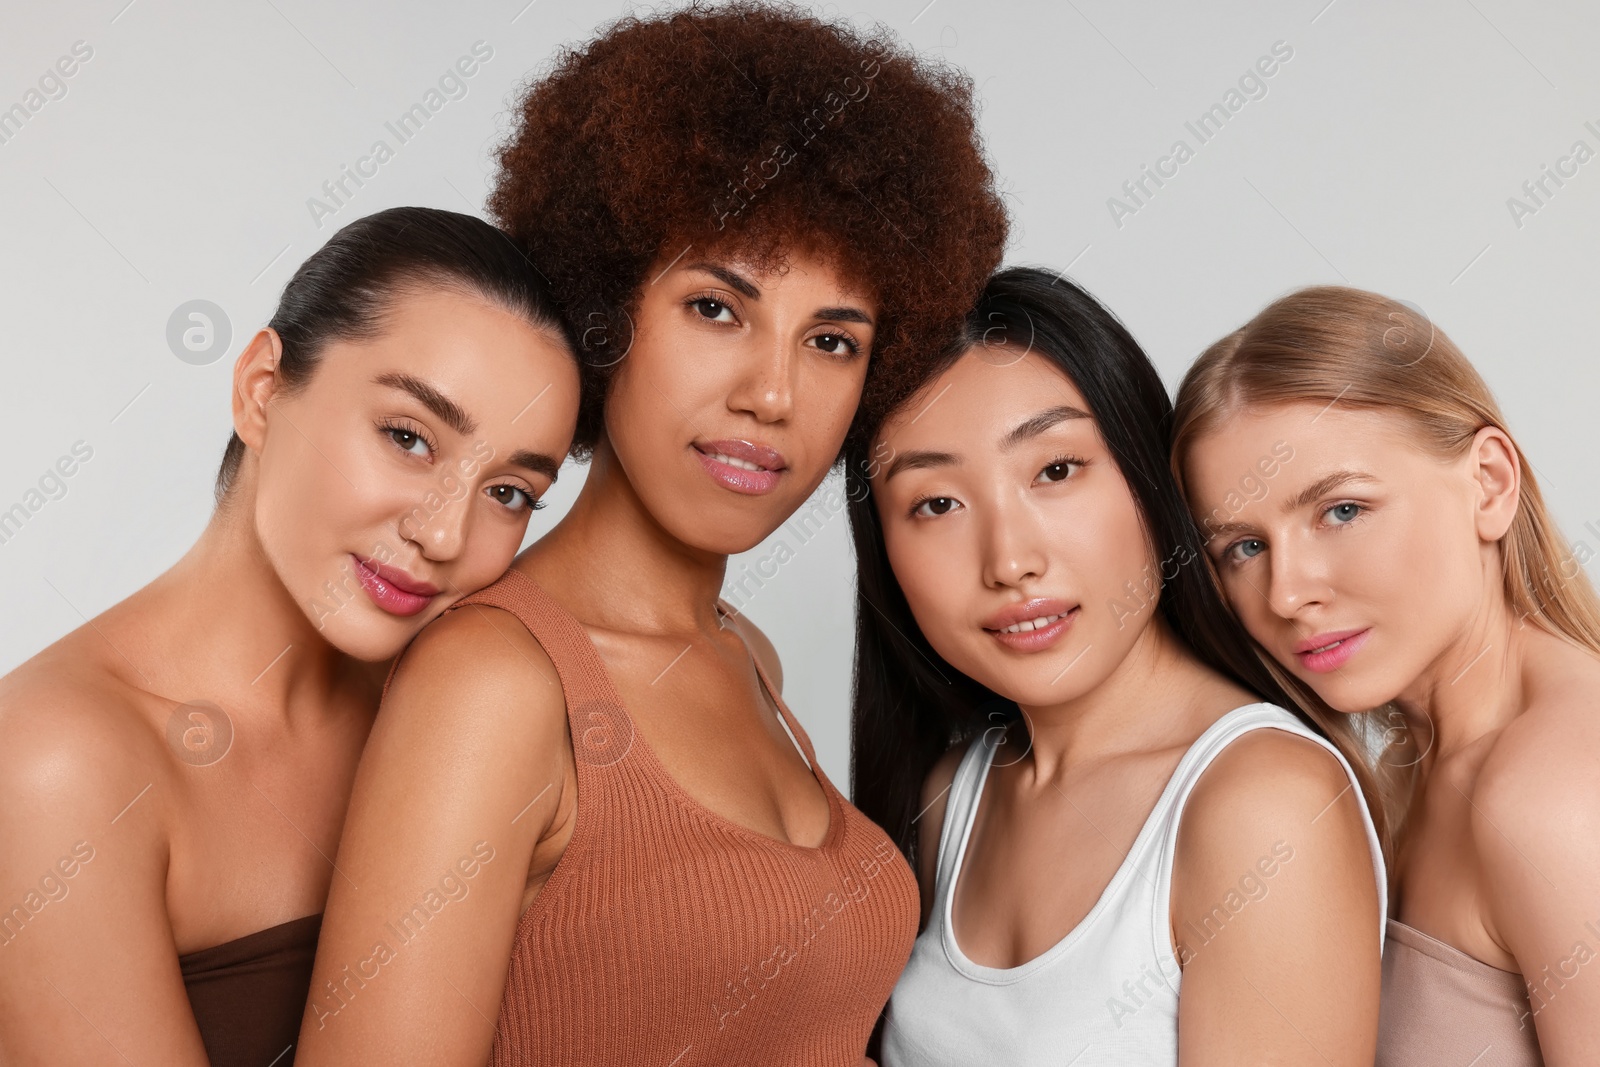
1148;702;1388;953
713;598;823;774
930;731;1000;908
381;567;636;770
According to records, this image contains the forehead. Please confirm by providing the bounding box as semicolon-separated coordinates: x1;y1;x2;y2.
1184;402;1418;500
314;289;572;410
876;346;1089;450
674;234;877;303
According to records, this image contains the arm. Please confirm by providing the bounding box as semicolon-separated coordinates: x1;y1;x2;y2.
0;691;210;1065
295;607;571;1066
1172;730;1382;1066
1473;705;1600;1065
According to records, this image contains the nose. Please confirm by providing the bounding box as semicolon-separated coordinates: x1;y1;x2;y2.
727;327;796;423
979;491;1049;590
1264;531;1332;618
398;479;472;562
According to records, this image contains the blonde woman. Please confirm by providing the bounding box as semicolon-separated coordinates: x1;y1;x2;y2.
1172;286;1600;1065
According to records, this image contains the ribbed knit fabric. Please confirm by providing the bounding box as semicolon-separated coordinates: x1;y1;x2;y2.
418;566;919;1065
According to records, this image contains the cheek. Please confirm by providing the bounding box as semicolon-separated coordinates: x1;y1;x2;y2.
455;513;527;589
883;522;970;661
1066;481;1155;611
256;414;402;572
1365;507;1480;630
797;359;867;441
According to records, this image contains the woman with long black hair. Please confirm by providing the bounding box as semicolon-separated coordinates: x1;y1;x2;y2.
848;267;1385;1065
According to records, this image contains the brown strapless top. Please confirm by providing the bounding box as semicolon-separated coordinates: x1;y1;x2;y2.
1377;918;1543;1066
179;912;322;1066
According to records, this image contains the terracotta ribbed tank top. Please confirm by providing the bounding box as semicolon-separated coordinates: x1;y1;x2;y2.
430;567;919;1065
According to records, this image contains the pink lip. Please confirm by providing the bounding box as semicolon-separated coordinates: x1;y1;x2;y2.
1294;627;1370;674
692;438;787;496
351;554;439;617
982;598;1079;653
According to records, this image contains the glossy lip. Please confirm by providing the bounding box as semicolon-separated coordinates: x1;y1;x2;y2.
691;437;788;496
351;554;440;617
1293;627;1370;674
982;597;1080;653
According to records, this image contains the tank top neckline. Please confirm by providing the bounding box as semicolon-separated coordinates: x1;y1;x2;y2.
494;566;843;855
938;701;1280;984
176;911;322;971
1385;917;1525;987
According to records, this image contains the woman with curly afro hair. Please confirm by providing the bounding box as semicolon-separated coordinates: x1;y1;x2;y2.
299;4;1007;1066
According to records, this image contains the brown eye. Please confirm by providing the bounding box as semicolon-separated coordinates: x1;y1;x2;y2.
487;484;538;512
911;496;957;518
386;426;430;457
809;332;861;358
691;298;734;322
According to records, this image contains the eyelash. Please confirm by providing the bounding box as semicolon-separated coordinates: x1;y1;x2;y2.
377;420;544;513
379;418;436;457
683;291;863;360
1037;452;1086;484
905;452;1087;519
1220;501;1365;565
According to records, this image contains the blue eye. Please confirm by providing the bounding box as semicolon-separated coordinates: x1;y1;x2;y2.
1326;502;1362;525
1228;538;1266;563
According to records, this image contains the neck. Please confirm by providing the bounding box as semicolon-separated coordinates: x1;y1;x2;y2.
522;436;730;635
1393;549;1529;768
117;494;359;726
1014;614;1216;783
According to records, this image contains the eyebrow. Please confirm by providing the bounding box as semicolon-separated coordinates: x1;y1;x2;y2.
686;262;760;300
881;448;959;483
685;263;875;326
999;405;1093;449
1200;469;1379;541
373;372;475;437
506;449;562;483
1283;469;1379;512
882;405;1094;482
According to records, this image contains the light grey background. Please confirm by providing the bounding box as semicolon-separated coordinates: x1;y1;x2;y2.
3;0;1597;789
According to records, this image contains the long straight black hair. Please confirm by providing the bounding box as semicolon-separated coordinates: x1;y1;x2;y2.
845;266;1377;868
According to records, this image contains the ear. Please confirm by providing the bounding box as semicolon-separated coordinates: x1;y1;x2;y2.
232;328;284;452
1468;424;1520;543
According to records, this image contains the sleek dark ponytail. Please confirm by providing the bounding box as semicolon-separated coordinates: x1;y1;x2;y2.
846;266;1312;867
215;205;575;503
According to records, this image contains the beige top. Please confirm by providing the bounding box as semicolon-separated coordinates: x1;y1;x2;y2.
1377;918;1544;1066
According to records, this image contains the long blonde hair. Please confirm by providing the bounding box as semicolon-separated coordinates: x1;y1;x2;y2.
1170;285;1600;862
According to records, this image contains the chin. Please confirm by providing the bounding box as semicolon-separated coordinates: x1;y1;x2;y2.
314;609;420;664
675;506;790;557
1297;673;1394;715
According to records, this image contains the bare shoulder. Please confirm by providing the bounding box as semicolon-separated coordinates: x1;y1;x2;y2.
1179;725;1371;875
1471;661;1600;873
0;654;171;875
382;603;570;756
720;606;783;690
0;651;169;804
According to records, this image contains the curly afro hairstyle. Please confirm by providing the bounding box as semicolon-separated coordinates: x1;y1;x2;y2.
488;1;1008;462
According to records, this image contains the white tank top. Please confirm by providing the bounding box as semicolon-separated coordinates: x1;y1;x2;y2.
880;702;1387;1066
